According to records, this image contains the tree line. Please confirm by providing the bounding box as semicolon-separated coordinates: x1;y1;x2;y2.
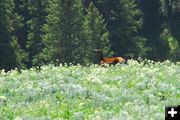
0;0;180;71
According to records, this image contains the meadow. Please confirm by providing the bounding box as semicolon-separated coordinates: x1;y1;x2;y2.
0;60;179;120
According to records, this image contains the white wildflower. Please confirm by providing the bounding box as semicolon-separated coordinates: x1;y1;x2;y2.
0;95;7;103
14;117;23;120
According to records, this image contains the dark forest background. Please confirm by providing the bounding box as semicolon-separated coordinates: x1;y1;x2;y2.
1;0;180;71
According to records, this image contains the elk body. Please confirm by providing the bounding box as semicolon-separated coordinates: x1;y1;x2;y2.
93;49;125;64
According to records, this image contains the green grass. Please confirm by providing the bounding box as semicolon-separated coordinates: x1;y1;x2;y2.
0;60;179;120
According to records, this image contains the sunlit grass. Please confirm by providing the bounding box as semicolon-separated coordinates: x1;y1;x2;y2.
0;60;179;120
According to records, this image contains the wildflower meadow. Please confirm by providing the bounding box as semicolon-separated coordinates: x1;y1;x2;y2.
0;60;179;120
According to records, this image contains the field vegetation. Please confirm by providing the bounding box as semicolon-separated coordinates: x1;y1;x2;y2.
0;60;179;120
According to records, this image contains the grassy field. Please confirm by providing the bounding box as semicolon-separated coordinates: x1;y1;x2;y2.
0;60;179;120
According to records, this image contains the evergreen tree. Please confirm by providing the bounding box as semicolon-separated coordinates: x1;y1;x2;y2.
91;0;147;58
13;0;30;67
42;0;85;65
164;0;180;60
0;0;26;71
14;0;47;67
26;0;48;67
140;0;170;61
165;0;180;45
83;2;111;64
160;28;180;61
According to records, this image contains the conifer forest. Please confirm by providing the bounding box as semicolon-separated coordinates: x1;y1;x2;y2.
1;0;180;70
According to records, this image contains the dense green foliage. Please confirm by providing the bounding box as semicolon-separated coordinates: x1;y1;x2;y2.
140;0;170;60
1;0;180;70
0;60;179;119
42;0;85;65
83;2;111;64
91;0;147;58
0;0;26;70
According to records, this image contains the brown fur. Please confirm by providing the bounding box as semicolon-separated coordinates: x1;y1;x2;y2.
94;49;125;64
101;57;125;64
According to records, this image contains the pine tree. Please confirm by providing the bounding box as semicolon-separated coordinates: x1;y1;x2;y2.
165;0;180;45
13;0;47;68
140;0;170;61
0;0;26;71
13;0;31;67
42;0;85;65
91;0;147;58
164;0;180;60
26;0;48;67
83;2;111;64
